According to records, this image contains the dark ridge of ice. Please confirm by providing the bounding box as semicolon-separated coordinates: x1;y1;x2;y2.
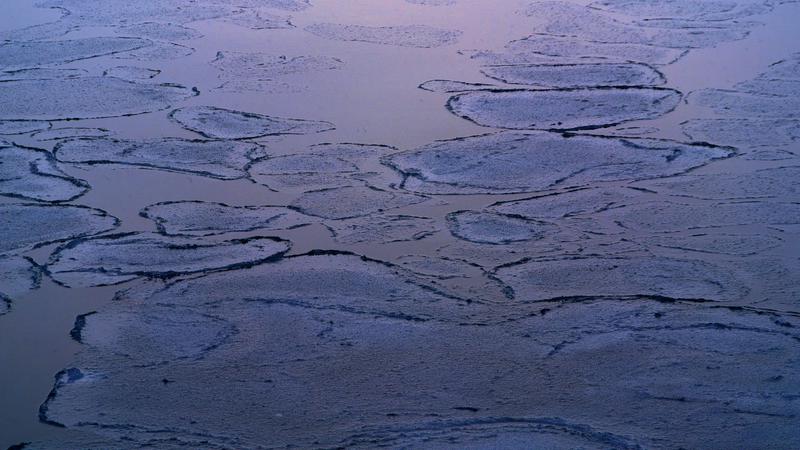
418;79;500;93
115;22;203;41
39;286;800;448
211;52;344;93
0;203;119;255
290;185;429;220
474;34;688;65
170;106;334;140
102;66;160;81
588;0;772;21
54;138;266;180
0;37;151;71
640;233;782;256
0;255;40;315
490;187;648;219
325;214;440;244
0;68;88;81
446;87;681;131
47;232;291;287
141;201;315;236
495;255;747;301
527;1;751;49
481;62;665;88
113;42;194;61
304;23;462;48
385;132;731;194
0;77;197;121
638;167;800;200
0;144;90;202
338;418;641;449
32;127;112;141
446;211;559;245
223;9;294;30
682;118;800;147
0;120;50;135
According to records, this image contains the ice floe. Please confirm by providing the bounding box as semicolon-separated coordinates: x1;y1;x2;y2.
170;106;334;140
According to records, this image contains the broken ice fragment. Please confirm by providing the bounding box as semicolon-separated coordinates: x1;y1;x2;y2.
54;138;265;180
48;233;291;287
446;211;557;245
290;186;429;219
304;23;461;48
170;106;334;140
481;63;665;88
0;77;196;121
0;37;150;71
385;132;731;194
446;87;681;130
141;201;315;236
0;203;118;255
0;144;90;202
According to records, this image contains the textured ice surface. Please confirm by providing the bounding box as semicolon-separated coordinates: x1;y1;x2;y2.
0;20;77;43
691;89;800;117
31;127;112;141
103;66;160;81
326;214;440;244
0;120;49;135
0;255;40;315
481;63;665;88
113;42;194;62
115;22;202;41
249;154;360;190
0;77;196;120
141;201;315;236
447;211;558;245
290;186;429;219
36;0;237;25
419;79;499;93
0;68;88;82
496;256;746;301
641;166;800;200
606;200;800;232
54;138;265;180
682;118;800;147
170;106;334;140
490;187;644;219
385;132;731;194
47;233;291;287
642;233;782;256
41;279;800;448
588;0;771;21
0;203;118;255
0;144;89;202
528;1;750;48
305;23;461;48
447;88;681;130
211;52;344;92
480;34;687;65
0;37;150;71
222;9;294;30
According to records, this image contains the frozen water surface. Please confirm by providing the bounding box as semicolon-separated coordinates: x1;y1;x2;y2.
0;144;90;202
1;0;799;447
386;132;731;194
481;62;665;88
54;138;266;180
170;105;334;139
447;88;682;130
47;233;291;287
304;23;462;48
0;77;196;120
141;201;315;236
0;203;118;255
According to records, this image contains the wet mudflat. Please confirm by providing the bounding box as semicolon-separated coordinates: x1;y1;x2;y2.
1;0;799;448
